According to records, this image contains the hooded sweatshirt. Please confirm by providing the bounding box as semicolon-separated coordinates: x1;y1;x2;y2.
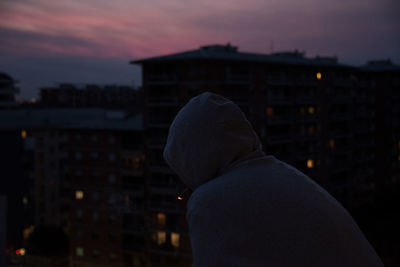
163;92;383;267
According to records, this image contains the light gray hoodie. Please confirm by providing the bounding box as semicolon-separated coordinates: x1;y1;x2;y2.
163;92;383;267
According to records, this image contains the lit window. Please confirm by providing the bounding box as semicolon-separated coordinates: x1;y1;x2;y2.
157;231;166;245
308;126;315;135
266;107;274;117
157;213;166;226
76;247;84;256
22;197;28;205
21;130;27;139
75;190;84;199
329;139;335;149
133;157;140;169
307;159;314;169
308;106;315;115
108;174;116;184
171;232;180;248
23;226;35;239
316;72;322;80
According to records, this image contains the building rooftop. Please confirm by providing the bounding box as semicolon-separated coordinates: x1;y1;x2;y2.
361;60;400;72
0;108;143;131
131;43;348;67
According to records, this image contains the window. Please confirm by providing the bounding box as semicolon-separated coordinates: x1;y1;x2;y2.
299;107;305;116
156;231;166;245
266;107;273;117
171;232;180;248
308;106;315;115
21;130;27;139
91;192;99;201
307;159;314;169
91;152;99;159
329;139;335;149
75;190;84;200
92;249;100;258
133;157;140;169
76;209;83;218
316;72;322;80
75;152;82;160
108;153;116;161
76;247;84;256
308;126;315;135
109;253;116;262
108;136;115;144
156;213;166;226
92;135;97;142
92;212;99;221
108;174;116;184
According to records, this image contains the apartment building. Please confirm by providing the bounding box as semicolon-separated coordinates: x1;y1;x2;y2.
40;83;143;112
0;72;19;108
131;44;400;266
0;109;146;267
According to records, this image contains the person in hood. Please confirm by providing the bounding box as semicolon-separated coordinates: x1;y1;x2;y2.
163;92;383;267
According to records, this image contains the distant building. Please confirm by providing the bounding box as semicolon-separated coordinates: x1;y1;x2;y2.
40;84;143;112
131;43;400;266
0;72;19;109
0;109;145;267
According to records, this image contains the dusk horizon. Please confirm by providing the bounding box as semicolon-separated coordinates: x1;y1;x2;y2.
1;0;399;99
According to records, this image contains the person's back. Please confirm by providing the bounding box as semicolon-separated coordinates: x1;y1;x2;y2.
163;92;383;267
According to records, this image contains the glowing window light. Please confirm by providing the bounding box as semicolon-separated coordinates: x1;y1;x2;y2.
329;139;335;149
266;107;274;117
157;213;166;226
171;232;180;248
308;106;315;115
133;157;140;169
307;159;314;169
177;196;183;201
76;247;84;256
316;72;322;80
21;130;27;139
75;190;84;200
157;231;166;245
23;225;35;240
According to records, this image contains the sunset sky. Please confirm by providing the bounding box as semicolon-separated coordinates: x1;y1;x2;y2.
0;0;399;99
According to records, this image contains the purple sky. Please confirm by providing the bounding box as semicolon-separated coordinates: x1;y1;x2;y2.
0;0;399;99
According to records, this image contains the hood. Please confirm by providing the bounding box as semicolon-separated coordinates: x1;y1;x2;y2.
163;92;265;190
